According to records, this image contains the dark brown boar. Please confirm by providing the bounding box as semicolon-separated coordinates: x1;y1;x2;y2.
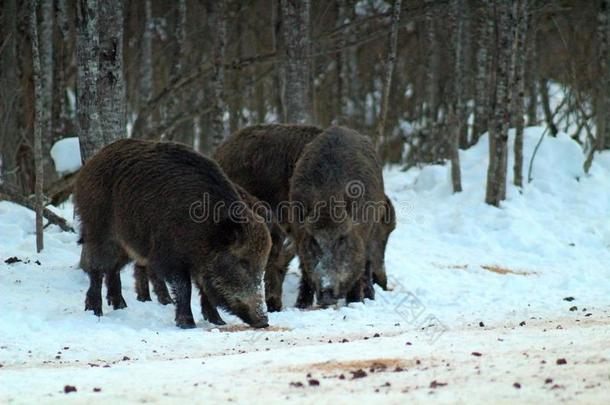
213;124;321;310
75;139;271;328
131;182;290;313
290;126;393;308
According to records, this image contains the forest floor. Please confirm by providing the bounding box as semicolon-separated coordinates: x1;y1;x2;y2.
1;127;610;404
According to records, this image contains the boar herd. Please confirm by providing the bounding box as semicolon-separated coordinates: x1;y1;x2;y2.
75;124;395;329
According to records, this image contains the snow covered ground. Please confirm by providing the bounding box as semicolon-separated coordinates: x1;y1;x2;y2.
1;127;610;403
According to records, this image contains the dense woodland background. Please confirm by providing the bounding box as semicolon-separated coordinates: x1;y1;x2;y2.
1;0;610;250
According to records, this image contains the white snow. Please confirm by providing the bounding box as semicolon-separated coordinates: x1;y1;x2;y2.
1;126;610;402
50;137;82;174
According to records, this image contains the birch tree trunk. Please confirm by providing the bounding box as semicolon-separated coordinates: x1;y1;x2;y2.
39;0;54;180
485;0;512;206
376;0;402;149
512;0;528;188
209;0;227;148
98;0;126;144
281;0;312;124
449;0;464;193
76;0;102;162
29;0;44;252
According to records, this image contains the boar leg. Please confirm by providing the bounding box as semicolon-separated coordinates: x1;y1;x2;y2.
147;267;173;305
104;250;129;310
160;262;196;329
295;269;314;309
372;267;388;290
199;292;226;326
134;264;152;302
84;269;104;316
82;241;126;316
346;278;365;304
362;261;376;300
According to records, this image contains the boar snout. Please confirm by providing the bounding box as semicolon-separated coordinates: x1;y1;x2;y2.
318;289;338;307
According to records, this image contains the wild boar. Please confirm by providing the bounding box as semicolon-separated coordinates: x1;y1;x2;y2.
290;126;393;308
75;139;271;328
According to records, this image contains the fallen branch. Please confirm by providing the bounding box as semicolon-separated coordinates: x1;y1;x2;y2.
0;190;75;233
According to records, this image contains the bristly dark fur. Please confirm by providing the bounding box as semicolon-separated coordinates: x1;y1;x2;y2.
75;139;271;329
290;126;394;308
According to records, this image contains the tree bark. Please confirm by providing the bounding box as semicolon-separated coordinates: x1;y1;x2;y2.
450;0;464;193
76;0;102;162
513;0;528;188
165;0;187;141
39;0;55;182
596;0;610;152
0;0;21;188
52;0;70;140
424;0;439;128
29;0;44;252
485;0;512;206
472;0;490;145
539;77;558;136
376;0;402;149
98;0;126;145
139;0;153;137
280;0;312;124
209;0;227;148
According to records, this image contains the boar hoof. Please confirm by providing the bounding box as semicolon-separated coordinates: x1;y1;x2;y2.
85;301;103;317
266;298;282;312
136;291;152;302
176;316;196;329
112;297;128;310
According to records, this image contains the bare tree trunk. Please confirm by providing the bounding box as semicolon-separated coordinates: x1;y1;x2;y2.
52;0;70;140
0;0;21;188
376;0;402;149
525;19;538;126
539;77;558;136
229;8;244;134
513;0;528;188
164;0;187;141
139;0;153;137
424;0;439;127
272;0;285;121
472;0;490;145
449;0;464;193
485;0;512;206
280;0;312;124
98;0;126;144
76;0;102;162
39;0;55;181
596;0;610;152
29;0;44;252
209;0;227;148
